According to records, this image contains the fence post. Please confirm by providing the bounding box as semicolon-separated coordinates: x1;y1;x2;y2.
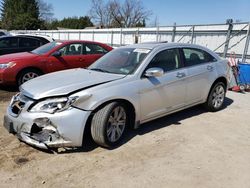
223;19;233;58
120;28;123;46
156;26;159;42
79;31;81;40
171;23;176;42
242;23;250;63
67;31;70;40
191;26;195;44
135;28;139;43
92;30;95;41
111;30;113;46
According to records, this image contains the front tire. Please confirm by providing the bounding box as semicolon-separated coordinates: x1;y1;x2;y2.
17;68;42;86
204;82;226;112
91;102;128;148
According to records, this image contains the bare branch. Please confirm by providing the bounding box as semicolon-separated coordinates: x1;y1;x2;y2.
89;0;152;28
38;0;54;22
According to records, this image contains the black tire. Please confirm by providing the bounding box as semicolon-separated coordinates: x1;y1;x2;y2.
17;68;42;86
204;82;226;112
91;102;128;148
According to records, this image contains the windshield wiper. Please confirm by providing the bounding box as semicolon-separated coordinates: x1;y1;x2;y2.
89;68;111;73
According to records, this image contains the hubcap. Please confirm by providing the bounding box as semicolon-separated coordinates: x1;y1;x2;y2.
212;85;225;108
106;106;126;143
22;72;39;83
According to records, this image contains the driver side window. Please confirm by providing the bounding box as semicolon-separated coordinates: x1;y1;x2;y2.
58;43;82;56
147;48;182;72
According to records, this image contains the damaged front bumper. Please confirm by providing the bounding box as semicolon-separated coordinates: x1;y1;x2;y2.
4;106;91;149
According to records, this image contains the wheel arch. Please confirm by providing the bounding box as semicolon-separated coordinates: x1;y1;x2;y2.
82;98;137;147
16;66;44;83
92;98;136;128
206;76;228;100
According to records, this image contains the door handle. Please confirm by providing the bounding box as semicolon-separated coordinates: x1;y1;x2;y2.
207;65;214;71
176;72;186;78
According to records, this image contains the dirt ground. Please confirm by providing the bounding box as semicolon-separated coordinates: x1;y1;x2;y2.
0;87;249;188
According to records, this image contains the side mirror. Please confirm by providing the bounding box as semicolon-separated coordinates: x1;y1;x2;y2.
52;51;62;57
144;67;164;77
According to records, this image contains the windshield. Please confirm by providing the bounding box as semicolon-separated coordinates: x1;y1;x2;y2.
88;47;151;75
32;41;62;55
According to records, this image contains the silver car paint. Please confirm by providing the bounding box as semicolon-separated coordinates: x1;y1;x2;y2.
72;43;227;121
5;43;229;149
6;105;90;149
21;68;125;99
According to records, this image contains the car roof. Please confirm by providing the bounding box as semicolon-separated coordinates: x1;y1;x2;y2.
119;42;220;59
11;33;54;42
55;40;110;45
0;35;50;42
121;42;204;49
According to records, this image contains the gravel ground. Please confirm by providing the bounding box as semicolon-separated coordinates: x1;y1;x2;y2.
0;89;249;188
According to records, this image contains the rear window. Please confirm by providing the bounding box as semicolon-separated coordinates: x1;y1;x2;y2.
85;44;108;54
19;38;40;48
182;48;217;67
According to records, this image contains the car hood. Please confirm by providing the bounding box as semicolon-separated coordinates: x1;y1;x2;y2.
0;52;38;63
20;68;125;100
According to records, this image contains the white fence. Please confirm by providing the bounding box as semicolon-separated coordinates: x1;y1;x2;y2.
11;22;250;62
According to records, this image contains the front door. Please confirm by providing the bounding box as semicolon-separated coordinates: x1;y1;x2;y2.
46;43;107;73
139;48;187;121
46;43;89;73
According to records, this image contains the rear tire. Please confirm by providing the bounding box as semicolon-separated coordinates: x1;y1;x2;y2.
91;102;128;148
204;82;226;112
17;68;42;86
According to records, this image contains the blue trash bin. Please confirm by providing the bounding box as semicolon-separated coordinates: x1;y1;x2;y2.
238;63;250;85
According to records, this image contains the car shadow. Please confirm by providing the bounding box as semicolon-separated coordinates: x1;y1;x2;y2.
0;85;19;92
58;97;234;154
0;85;18;102
119;97;234;147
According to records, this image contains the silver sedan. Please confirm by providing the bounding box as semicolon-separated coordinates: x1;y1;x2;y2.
4;43;229;149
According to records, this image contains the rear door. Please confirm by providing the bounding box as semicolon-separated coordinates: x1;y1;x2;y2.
82;43;109;67
181;48;218;105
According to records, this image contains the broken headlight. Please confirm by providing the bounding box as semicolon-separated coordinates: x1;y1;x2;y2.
30;96;78;114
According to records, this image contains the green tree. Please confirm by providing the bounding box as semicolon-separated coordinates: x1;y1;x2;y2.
46;16;93;29
1;0;42;30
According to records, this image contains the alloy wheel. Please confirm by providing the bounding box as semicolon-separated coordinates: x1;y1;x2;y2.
22;72;39;83
212;85;225;108
106;106;126;143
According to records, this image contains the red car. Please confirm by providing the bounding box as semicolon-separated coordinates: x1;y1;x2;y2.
0;40;112;86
